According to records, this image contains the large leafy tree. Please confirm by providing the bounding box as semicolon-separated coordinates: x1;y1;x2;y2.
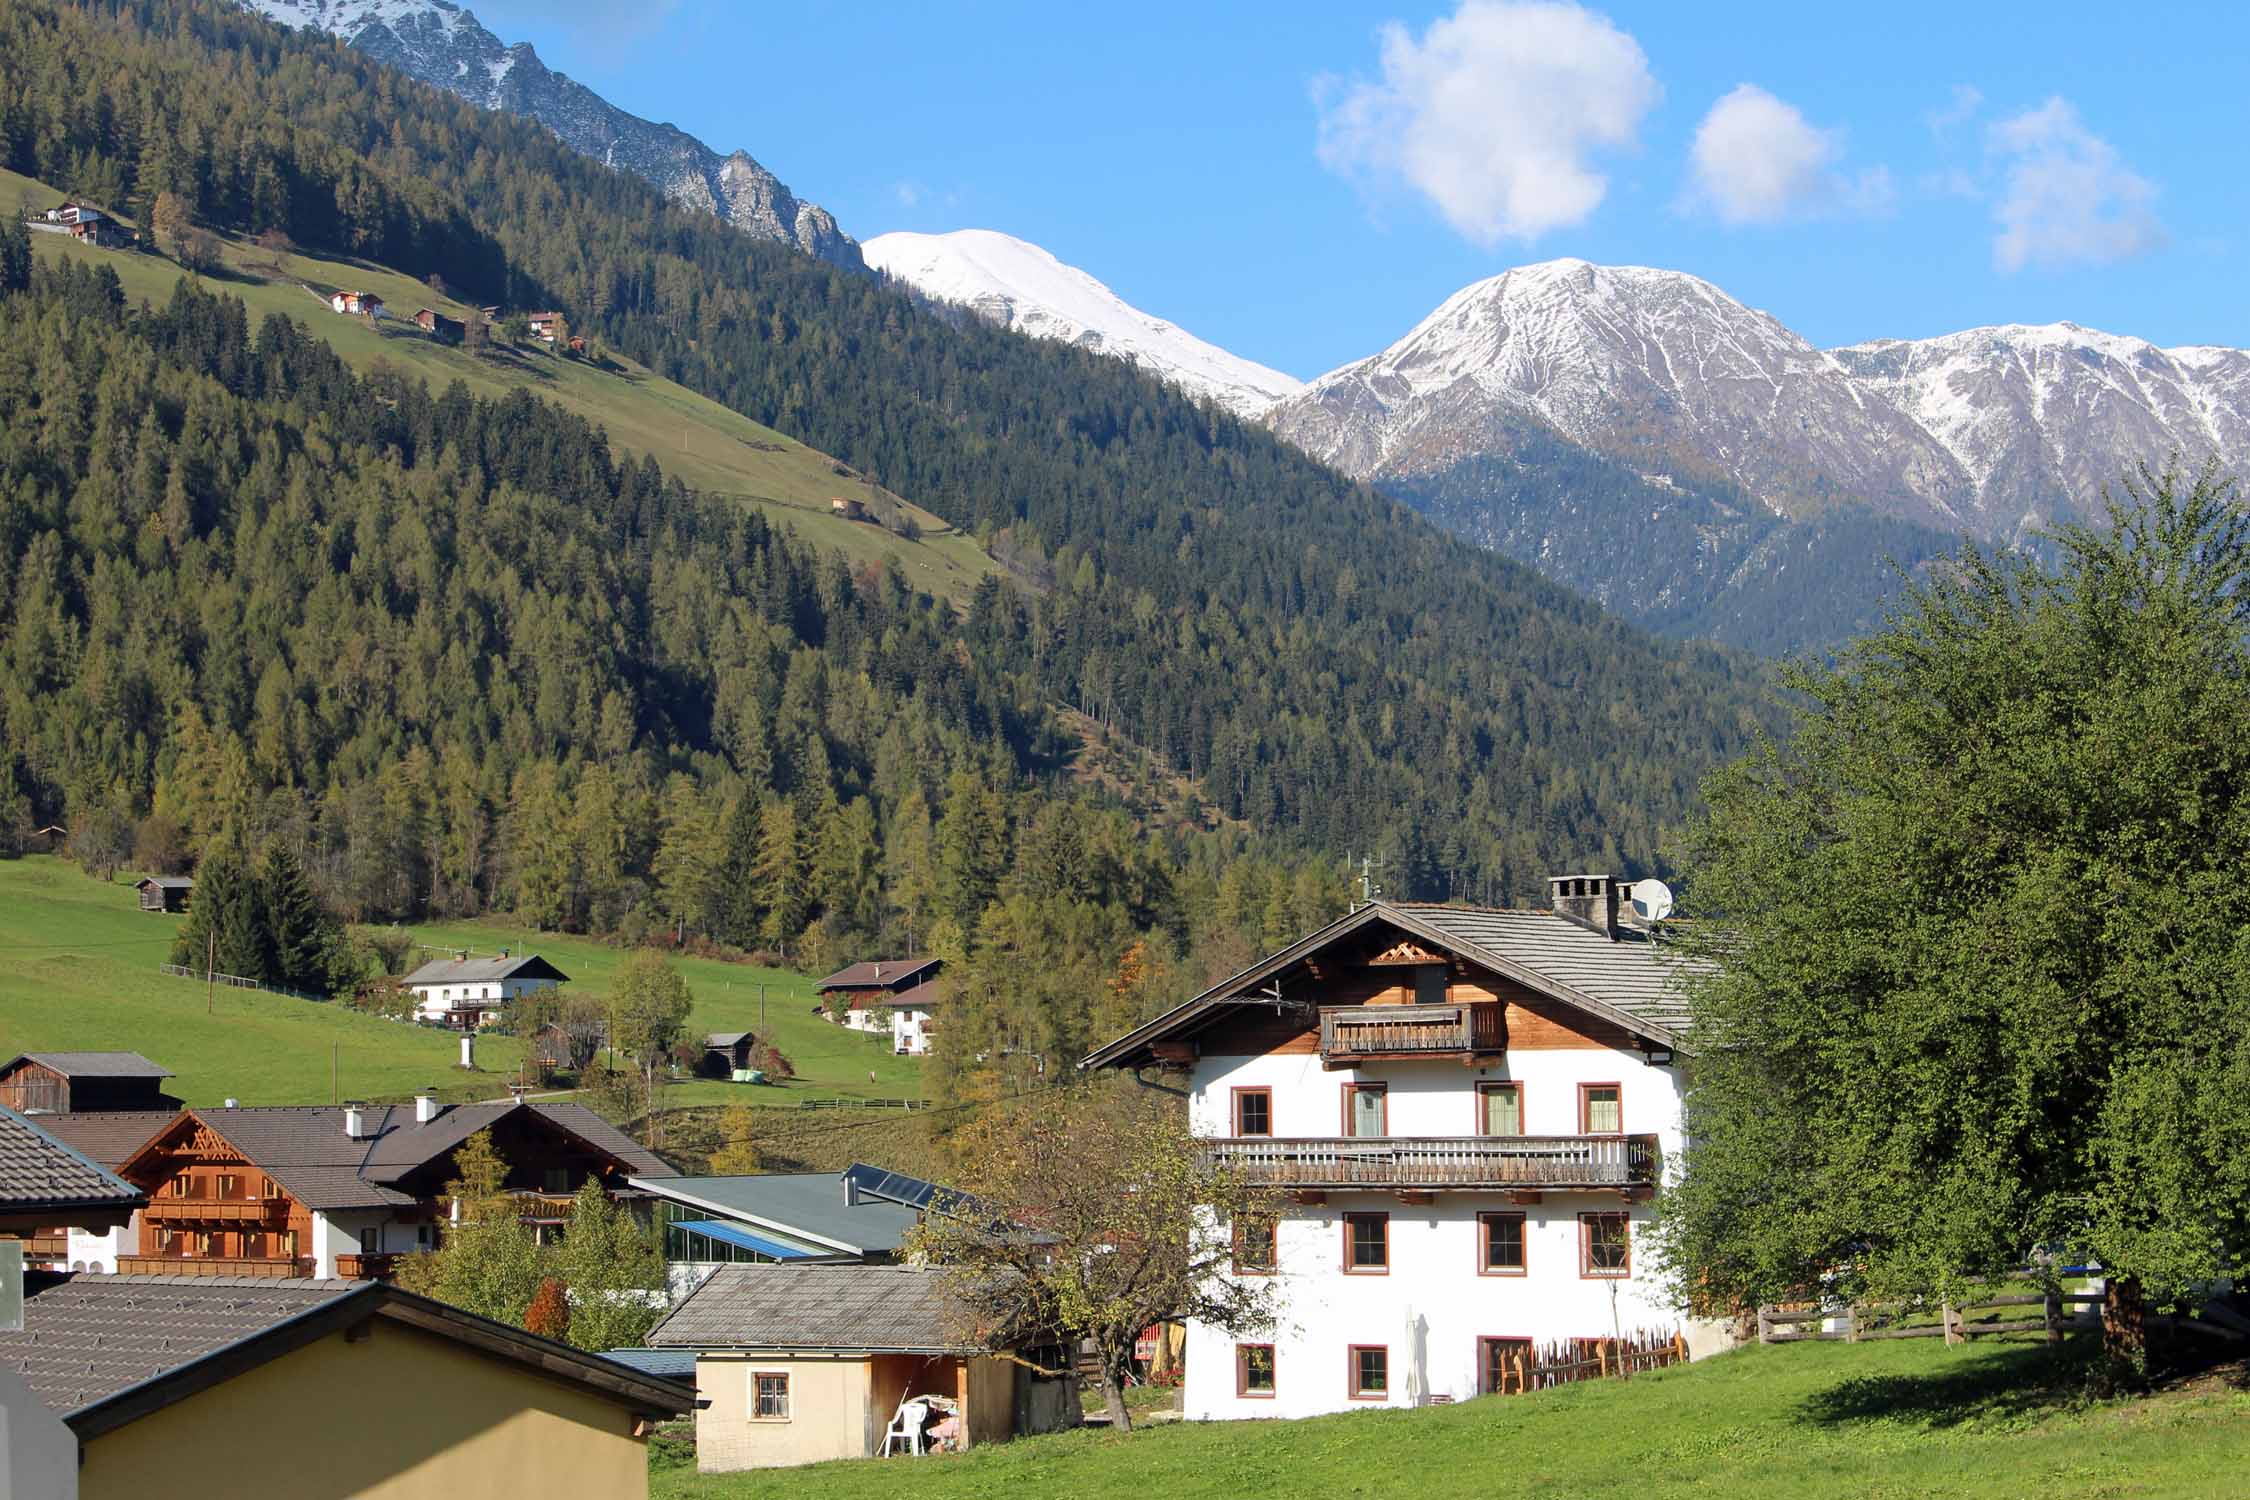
396;1130;544;1324
550;1178;667;1353
908;1084;1282;1431
1656;467;2250;1364
604;952;694;1106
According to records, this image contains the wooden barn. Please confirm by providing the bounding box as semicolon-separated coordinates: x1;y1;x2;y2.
697;1033;756;1080
134;876;192;913
0;1053;176;1115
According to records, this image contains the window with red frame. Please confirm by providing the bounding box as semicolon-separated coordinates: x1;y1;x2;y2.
1232;1087;1273;1137
1236;1343;1276;1397
1232;1216;1277;1274
1581;1212;1630;1277
1343;1212;1388;1272
1579;1083;1622;1134
1348;1344;1389;1399
1478;1211;1526;1274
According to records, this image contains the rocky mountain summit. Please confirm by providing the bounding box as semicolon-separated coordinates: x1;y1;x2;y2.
1271;258;2250;544
863;229;1302;418
244;0;863;270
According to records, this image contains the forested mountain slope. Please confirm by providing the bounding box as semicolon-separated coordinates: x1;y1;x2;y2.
2;0;1777;921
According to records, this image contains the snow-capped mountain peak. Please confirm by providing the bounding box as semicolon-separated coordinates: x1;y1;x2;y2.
1275;258;1970;526
242;0;862;270
863;230;1302;419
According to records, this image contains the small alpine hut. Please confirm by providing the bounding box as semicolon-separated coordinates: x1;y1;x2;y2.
134;876;193;914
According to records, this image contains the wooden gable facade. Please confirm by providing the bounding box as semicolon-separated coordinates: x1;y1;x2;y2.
1172;915;1644;1067
115;1116;324;1279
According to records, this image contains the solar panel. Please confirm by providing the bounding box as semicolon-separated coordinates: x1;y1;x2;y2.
843;1162;940;1211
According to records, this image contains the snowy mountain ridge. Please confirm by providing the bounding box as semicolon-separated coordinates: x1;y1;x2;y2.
862;230;1302;419
243;0;863;270
1271;259;2250;542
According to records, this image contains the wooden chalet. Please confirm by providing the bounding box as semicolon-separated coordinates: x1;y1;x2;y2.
414;307;465;343
133;876;191;913
70;1096;676;1282
0;1054;175;1115
327;290;382;316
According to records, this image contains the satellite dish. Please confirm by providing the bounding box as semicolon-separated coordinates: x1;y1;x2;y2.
1629;878;1675;925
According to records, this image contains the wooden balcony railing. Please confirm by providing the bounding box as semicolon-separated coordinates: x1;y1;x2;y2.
1206;1133;1660;1190
437;1190;582;1223
335;1252;401;1280
10;1232;67;1259
117;1254;312;1278
144;1198;285;1223
1318;1004;1505;1063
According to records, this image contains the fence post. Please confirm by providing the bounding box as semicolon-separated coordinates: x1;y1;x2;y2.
1942;1300;1960;1346
1845;1304;1860;1343
1757;1305;1772;1344
2045;1289;2064;1344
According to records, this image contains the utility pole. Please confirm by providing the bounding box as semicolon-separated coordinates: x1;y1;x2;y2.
205;930;216;1015
331;1043;338;1105
758;984;766;1033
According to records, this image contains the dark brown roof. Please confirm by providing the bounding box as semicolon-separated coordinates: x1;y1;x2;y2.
35;1111;184;1169
0;1274;693;1435
0;1051;172;1080
156;1101;677;1209
846;975;944;1012
0;1107;143;1216
134;876;193;891
815;957;941;993
647;1264;981;1354
1081;899;1699;1071
399;954;569;987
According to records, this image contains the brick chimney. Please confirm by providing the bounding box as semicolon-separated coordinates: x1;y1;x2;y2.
1548;875;1620;940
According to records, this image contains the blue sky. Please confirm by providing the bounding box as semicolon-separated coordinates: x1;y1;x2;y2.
477;1;2245;381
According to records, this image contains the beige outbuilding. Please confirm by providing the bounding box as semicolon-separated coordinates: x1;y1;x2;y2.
0;1273;692;1500
648;1262;1079;1470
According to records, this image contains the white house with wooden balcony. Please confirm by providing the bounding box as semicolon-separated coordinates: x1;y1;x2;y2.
1083;875;1709;1422
400;951;569;1029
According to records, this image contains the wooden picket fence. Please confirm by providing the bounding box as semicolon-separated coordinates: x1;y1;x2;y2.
1487;1328;1688;1395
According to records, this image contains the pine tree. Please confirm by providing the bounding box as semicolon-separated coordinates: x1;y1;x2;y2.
651;775;723;940
752;801;808;954
259;839;332;993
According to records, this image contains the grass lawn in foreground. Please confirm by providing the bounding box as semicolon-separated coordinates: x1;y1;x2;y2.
651;1336;2250;1500
0;856;526;1105
396;917;924;1106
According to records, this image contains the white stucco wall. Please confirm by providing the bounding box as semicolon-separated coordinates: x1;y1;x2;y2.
411;975;557;1024
890;1008;933;1056
1181;1047;1690;1422
65;1222;126;1272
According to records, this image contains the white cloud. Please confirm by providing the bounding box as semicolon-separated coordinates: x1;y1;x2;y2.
1988;98;2163;272
1315;1;1659;246
1927;84;1983;139
1684;85;1890;225
894;182;926;209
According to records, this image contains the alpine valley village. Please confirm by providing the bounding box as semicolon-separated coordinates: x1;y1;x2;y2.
5;2;2250;1497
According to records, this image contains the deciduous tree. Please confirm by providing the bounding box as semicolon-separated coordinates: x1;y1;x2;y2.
907;1085;1282;1431
1655;466;2250;1375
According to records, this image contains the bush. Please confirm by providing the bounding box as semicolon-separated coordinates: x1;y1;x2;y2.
748;1040;795;1080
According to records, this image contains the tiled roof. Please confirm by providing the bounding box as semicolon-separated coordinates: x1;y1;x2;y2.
647;1264;978;1353
41;1101;675;1210
34;1111;183;1169
627;1170;921;1256
0;1274;365;1414
1081;899;1703;1070
0;1052;172;1080
602;1347;699;1379
704;1032;752;1048
1396;904;1700;1036
0;1107;143;1214
134;876;193;890
399;954;568;987
848;976;942;1012
814;957;940;992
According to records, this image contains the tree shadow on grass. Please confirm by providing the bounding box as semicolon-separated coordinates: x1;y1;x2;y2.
1800;1340;2102;1431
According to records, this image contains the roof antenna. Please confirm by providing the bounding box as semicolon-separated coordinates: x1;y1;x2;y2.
1351;853;1384;912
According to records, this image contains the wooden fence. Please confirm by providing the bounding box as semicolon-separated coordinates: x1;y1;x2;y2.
156;963;325;1003
1759;1280;2249;1348
792;1097;928;1111
1487;1329;1688;1395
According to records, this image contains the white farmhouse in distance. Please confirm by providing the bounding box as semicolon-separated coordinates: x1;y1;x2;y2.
400;952;569;1029
813;958;944;1057
1085;875;1717;1421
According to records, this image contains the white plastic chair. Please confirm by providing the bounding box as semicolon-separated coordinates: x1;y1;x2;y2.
882;1398;930;1457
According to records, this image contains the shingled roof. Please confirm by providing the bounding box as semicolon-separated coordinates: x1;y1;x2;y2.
399;953;569;987
1081;898;1702;1070
0;1052;172;1080
646;1264;981;1354
0;1274;693;1437
42;1100;674;1211
0;1106;143;1223
814;957;940;993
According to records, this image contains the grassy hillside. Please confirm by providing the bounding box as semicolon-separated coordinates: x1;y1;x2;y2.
0;855;529;1106
3;166;995;604
0;858;920;1110
394;916;923;1107
652;1337;2250;1499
